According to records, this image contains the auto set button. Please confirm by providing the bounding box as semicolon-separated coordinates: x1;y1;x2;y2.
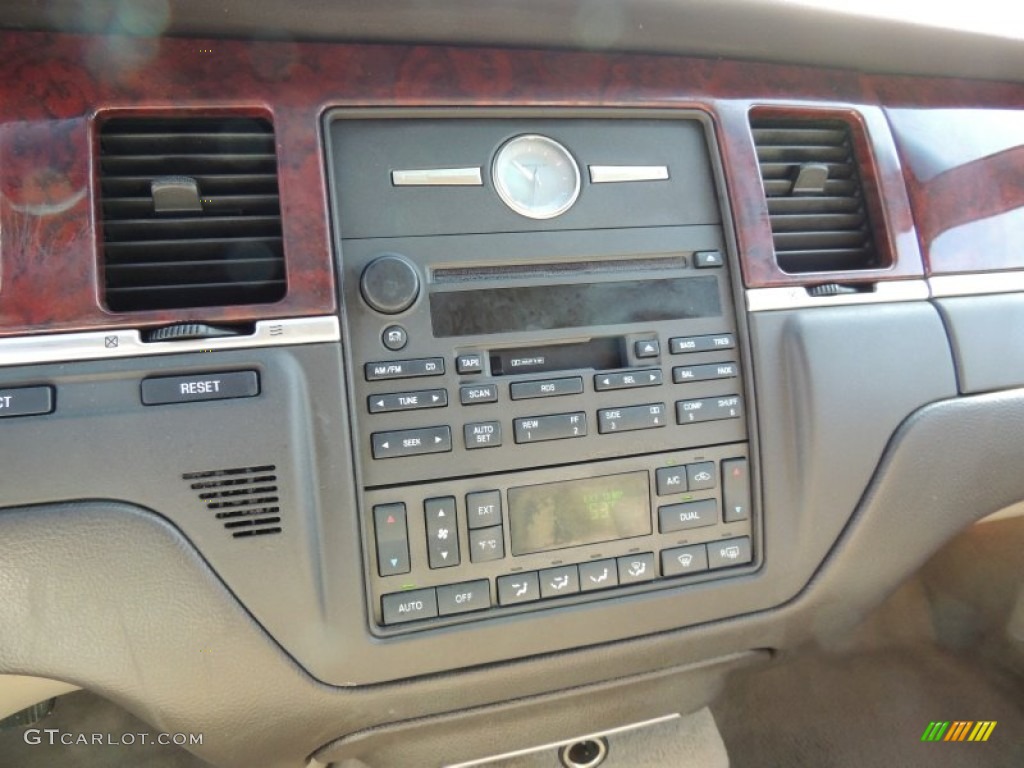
464;421;502;449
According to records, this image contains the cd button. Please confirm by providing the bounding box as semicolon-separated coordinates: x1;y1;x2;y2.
365;357;445;381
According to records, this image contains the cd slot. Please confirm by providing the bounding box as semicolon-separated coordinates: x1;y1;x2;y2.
431;255;686;283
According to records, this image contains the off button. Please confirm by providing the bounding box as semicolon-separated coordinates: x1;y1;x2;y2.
437;580;491;616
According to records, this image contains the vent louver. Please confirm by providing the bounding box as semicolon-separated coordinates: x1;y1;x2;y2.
183;464;282;539
99;117;286;311
751;118;880;274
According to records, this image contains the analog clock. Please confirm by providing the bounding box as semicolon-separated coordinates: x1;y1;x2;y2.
492;135;581;219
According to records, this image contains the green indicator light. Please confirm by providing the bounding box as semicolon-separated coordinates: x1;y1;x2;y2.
401;583;416;590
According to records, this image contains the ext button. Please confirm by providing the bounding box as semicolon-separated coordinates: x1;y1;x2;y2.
460;383;498;405
365;357;445;381
141;370;259;405
579;559;619;592
437;580;491;616
673;362;738;383
539;565;580;598
509;376;583;400
425;497;459;569
597;403;667;433
372;426;452;459
382;588;438;624
456;353;485;375
617;553;656;585
0;386;55;418
514;412;587;443
658;498;718;533
497;572;540;605
669;334;735;354
368;389;448;413
466;490;502;529
594;369;662;391
373;503;410;576
707;536;753;569
655;465;688;495
676;395;742;424
686;461;716;490
661;544;709;577
464;421;502;449
469;525;505;563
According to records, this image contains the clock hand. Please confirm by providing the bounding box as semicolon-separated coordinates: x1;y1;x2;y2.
512;160;536;182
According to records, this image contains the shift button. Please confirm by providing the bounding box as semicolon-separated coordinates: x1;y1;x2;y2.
0;386;55;418
141;371;259;405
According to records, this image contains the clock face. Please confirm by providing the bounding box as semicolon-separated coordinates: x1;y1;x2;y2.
492;135;581;220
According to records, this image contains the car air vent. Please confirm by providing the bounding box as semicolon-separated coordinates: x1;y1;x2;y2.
99;116;286;311
182;464;282;538
751;117;880;274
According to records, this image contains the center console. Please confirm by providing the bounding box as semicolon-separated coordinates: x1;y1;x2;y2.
326;111;758;634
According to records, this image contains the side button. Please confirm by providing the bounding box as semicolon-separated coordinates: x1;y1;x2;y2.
382;588;438;624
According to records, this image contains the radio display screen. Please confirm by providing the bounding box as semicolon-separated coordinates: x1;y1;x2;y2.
508;472;651;556
429;277;720;337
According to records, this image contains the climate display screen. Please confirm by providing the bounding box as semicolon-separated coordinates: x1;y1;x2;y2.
507;472;651;556
430;276;720;337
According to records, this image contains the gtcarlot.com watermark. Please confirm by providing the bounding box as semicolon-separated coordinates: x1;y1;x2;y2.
23;729;203;747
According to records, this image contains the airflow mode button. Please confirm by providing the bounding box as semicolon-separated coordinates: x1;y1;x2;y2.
141;371;259;405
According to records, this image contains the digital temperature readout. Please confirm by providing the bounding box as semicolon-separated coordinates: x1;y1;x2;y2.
507;471;651;556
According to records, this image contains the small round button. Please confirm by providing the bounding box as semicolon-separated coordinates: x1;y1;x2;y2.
382;325;408;351
360;254;420;314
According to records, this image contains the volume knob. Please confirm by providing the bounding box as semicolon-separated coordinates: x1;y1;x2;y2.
360;254;420;314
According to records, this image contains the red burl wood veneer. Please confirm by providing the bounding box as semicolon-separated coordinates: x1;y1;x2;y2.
0;31;1021;336
880;105;1024;275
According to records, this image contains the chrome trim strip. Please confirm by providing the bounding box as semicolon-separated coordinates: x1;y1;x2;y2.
588;165;669;183
391;167;483;186
746;280;930;312
929;271;1024;298
445;714;680;768
0;316;340;368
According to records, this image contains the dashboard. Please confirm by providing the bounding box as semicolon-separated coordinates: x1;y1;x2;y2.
0;3;1023;767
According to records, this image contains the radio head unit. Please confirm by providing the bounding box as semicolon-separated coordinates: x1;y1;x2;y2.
326;111;757;633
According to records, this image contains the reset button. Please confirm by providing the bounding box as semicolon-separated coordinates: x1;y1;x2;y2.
141;370;260;406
